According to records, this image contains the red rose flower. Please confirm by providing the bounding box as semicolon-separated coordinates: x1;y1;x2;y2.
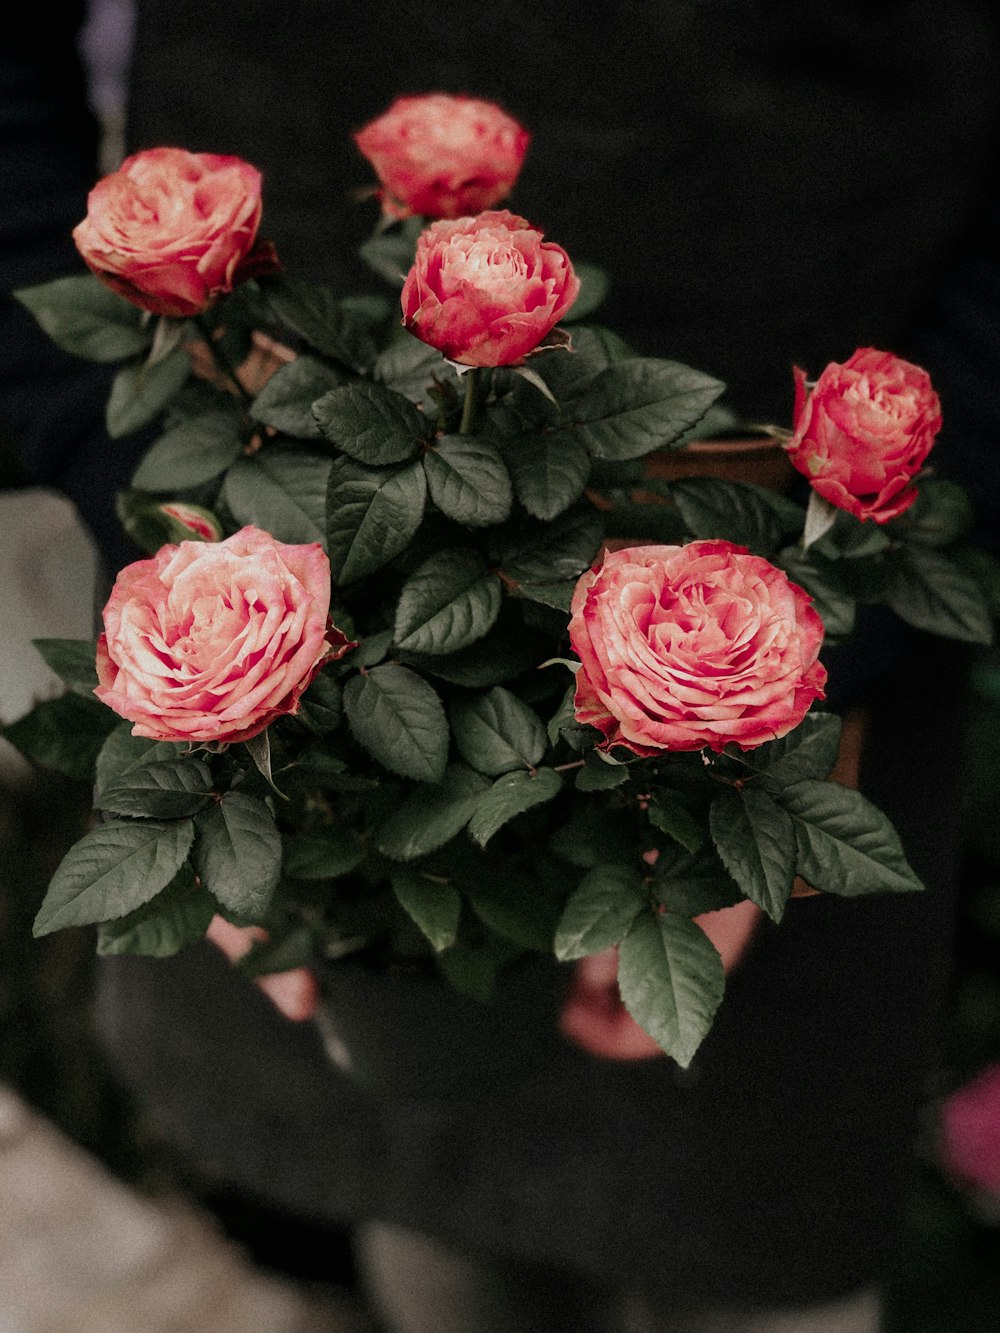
401;210;579;368
95;526;351;744
73;147;279;318
939;1063;1000;1196
786;347;942;524
354;93;530;220
569;541;827;754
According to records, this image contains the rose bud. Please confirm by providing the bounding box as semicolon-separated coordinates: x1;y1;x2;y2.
157;502;224;543
401;210;579;368
73;147;280;319
569;541;826;754
95;526;351;744
354;93;530;221
786;347;942;524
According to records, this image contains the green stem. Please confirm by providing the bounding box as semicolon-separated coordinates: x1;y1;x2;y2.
195;314;252;405
459;367;482;435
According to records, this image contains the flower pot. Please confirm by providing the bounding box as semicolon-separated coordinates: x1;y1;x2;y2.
312;951;574;1103
643;436;796;493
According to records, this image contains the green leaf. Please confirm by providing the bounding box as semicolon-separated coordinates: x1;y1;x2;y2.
575;754;630;791
467;767;563;847
401;611;547;687
97;756;215;819
669;477;789;554
358;217;423;287
495;503;603;584
313;381;427;464
651;844;744;917
514;580;574;613
94;724;183;796
554;864;647;960
549;809;636;869
468;873;561;952
517;326;632;405
131;411;246;490
33;818;195;936
193;791;282;923
617;912;725;1067
259;273;375;370
106;345;191;438
3;693;118;782
546;679;578;748
343;663;448;784
296;672;343;733
562;261;610;323
777;778;924;896
709;787;796;922
375;334;461;412
450;687;547;776
221;448;330;546
898;477;975;547
423;435;513;527
955;545;1000;620
96;865;214;957
327;456;427;584
505;430;591;521
391;870;462;951
283;825;365;879
394;550;501;655
647;790;705;852
32;639;98;695
569;358;725;461
15;274;152;362
885;545;993;644
776;548;856;641
378;764;489;860
740;712;842;787
250;356;349;439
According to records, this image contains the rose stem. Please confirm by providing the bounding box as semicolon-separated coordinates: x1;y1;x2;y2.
459;367;482;435
194;314;253;405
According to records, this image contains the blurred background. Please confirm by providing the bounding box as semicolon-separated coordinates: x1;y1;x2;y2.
1;2;998;1329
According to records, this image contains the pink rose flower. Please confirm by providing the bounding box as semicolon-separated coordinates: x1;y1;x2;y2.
95;526;349;744
72;147;280;319
569;541;827;754
354;93;530;220
939;1063;1000;1196
401;210;579;368
786;347;942;524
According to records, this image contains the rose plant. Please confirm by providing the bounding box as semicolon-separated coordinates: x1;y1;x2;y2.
6;98;1000;1070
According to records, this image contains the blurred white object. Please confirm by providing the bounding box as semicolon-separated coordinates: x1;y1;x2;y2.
0;490;99;784
0;1084;370;1332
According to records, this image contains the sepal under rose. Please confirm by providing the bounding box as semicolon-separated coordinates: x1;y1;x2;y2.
569;541;827;754
786;347;942;524
95;526;347;743
354;93;530;221
72;147;280;318
401;210;579;367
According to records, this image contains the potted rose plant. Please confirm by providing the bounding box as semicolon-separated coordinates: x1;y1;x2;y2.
5;94;997;1083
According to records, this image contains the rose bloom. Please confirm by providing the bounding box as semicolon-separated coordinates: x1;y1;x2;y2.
354;93;530;220
73;147;279;319
786;347;942;523
939;1063;1000;1196
95;526;350;744
401;210;579;368
569;541;827;754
